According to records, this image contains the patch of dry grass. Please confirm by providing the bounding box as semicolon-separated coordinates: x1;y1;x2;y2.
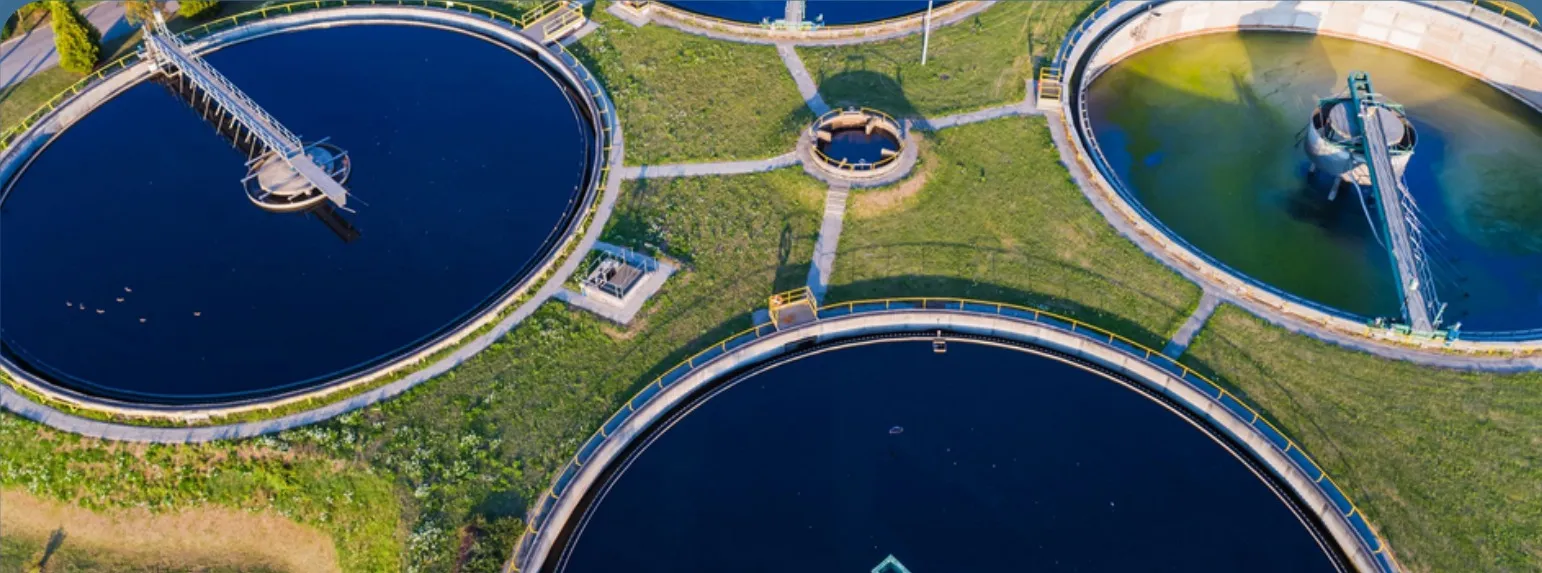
2;488;338;573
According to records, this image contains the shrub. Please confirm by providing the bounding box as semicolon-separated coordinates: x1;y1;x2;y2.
49;0;99;74
176;0;219;19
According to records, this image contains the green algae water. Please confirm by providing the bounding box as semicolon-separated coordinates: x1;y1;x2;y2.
1087;32;1542;332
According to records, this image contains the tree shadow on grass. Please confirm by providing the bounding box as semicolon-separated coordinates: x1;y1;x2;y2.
828;274;1173;350
35;527;66;571
828;239;1199;345
810;68;918;119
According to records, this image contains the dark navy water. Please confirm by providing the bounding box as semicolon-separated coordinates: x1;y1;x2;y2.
664;1;944;25
1089;33;1542;332
560;341;1338;572
820;128;899;165
0;25;591;401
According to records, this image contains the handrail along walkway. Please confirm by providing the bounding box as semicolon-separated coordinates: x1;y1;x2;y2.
506;297;1400;573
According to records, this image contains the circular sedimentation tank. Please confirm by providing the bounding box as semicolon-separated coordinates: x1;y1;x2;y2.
661;1;947;26
548;340;1346;572
0;21;602;404
1085;31;1542;333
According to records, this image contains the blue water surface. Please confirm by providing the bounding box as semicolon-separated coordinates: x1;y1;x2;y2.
560;341;1339;572
0;25;591;401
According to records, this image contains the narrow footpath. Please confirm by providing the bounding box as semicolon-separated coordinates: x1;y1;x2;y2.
806;182;850;299
913;82;1039;131
1163;290;1221;358
776;42;830;115
618;152;800;179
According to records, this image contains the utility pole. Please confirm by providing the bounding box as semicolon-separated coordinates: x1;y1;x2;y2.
921;0;934;65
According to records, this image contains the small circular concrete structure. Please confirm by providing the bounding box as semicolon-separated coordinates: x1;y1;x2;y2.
246;142;351;212
807;107;906;178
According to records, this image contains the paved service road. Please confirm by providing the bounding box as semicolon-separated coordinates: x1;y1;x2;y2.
0;2;134;91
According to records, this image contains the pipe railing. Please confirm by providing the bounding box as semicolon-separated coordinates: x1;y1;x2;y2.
508;296;1399;573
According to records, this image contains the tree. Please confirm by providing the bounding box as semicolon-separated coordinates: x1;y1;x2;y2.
49;0;99;74
176;0;220;20
123;0;167;26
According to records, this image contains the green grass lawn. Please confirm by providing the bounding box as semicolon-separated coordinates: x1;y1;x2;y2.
797;1;1091;117
0;67;79;133
826;116;1200;348
569;3;812;165
0;167;826;573
1185;306;1542;573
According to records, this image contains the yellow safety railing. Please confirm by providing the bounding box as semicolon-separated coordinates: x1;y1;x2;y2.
1037;67;1063;101
512;295;1398;571
1474;0;1540;28
809;107;906;172
515;0;568;29
0;53;139;152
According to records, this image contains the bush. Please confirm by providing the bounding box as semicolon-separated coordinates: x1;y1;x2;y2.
49;0;99;74
176;0;219;19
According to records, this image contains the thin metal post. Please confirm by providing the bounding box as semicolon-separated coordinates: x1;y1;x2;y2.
920;0;934;65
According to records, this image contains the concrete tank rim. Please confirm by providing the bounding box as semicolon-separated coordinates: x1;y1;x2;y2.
512;308;1381;573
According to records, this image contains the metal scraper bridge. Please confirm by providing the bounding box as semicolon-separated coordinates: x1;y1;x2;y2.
143;11;351;212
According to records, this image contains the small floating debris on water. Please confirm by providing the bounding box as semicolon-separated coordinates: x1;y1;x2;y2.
95;309;105;315
78;304;86;310
193;311;201;317
116;297;125;303
139;318;147;324
66;301;72;307
124;287;132;293
888;426;904;435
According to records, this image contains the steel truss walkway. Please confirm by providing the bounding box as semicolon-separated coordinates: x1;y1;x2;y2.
1347;72;1441;332
142;12;349;208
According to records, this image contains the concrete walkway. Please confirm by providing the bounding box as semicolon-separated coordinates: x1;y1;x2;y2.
912;84;1039;131
806;182;850;299
619;152;800;179
1044;112;1542;372
776;42;830;115
0;3;135;91
0;79;631;443
1163;289;1221;358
